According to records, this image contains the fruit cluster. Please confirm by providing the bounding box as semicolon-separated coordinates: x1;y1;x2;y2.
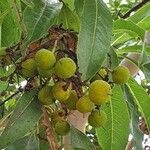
19;48;130;136
0;28;130;137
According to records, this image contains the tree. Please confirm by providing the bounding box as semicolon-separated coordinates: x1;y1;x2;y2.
0;0;150;149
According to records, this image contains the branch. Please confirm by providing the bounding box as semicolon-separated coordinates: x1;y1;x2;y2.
0;90;20;107
122;0;149;19
42;108;59;150
125;138;135;150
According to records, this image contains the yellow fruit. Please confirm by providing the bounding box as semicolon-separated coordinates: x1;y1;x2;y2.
38;86;54;105
112;66;130;84
76;95;94;113
38;68;53;78
88;110;107;127
54;57;76;79
91;68;107;81
35;49;56;70
21;58;37;78
65;90;78;110
89;80;111;105
52;81;71;102
55;120;70;136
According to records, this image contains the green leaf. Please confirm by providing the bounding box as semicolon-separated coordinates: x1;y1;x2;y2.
6;133;40;150
128;3;150;24
108;48;119;69
0;90;42;149
112;33;132;46
0;0;20;47
77;0;112;81
127;78;150;132
74;0;84;18
23;0;62;46
70;126;95;150
96;86;130;150
141;62;150;80
56;4;80;31
113;19;145;39
138;16;150;30
124;85;143;150
63;0;75;11
117;45;150;55
39;139;50;150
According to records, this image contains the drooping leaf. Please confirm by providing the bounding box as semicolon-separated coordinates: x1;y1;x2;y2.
124;85;143;150
63;0;75;11
0;90;42;149
138;16;150;30
117;45;150;55
0;0;20;47
6;133;40;150
108;48;119;69
77;0;112;80
70;125;95;150
113;19;145;39
96;86;130;150
128;3;150;24
74;0;84;18
23;0;62;46
127;78;150;132
56;4;80;31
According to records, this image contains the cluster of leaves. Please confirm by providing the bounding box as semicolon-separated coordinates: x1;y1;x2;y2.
0;0;150;149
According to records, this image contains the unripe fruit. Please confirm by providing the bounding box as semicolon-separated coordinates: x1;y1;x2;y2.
55;120;70;136
65;90;78;110
91;68;107;82
35;49;56;70
89;80;111;105
52;81;71;102
21;58;37;78
88;110;107;127
51;111;64;125
112;66;130;84
38;68;53;78
38;86;54;105
54;57;76;79
76;95;94;113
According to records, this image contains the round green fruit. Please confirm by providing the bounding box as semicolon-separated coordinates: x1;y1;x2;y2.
38;68;53;78
52;81;71;102
54;57;76;79
89;80;111;105
76;95;94;113
35;49;56;70
21;58;37;78
51;111;64;125
65;90;78;110
38;86;54;105
88;110;107;127
55;120;70;136
91;68;107;82
112;66;130;84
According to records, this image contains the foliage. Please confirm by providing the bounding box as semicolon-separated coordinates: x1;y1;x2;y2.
0;0;150;149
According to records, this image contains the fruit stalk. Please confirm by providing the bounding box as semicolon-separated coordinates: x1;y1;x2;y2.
42;108;59;150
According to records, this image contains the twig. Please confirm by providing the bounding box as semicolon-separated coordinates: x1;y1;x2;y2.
125;138;135;150
122;0;150;19
42;108;59;150
0;90;20;107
